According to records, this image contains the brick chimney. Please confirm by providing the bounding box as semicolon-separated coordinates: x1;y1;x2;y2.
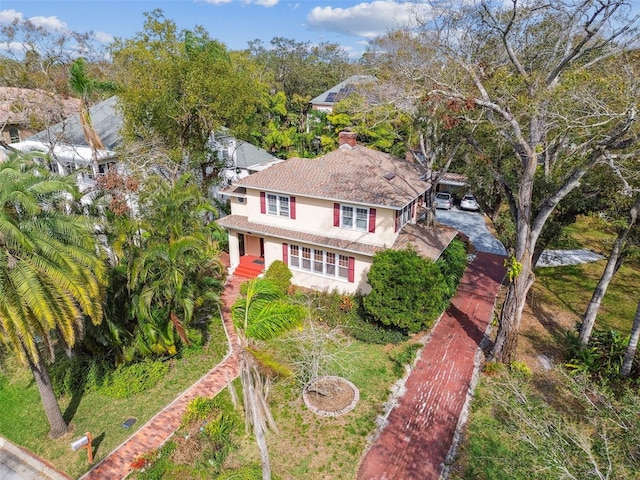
338;131;358;148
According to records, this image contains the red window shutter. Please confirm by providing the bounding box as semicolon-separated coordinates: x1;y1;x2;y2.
368;208;376;233
290;196;296;219
282;243;288;264
260;192;266;214
334;203;340;226
348;257;355;283
395;210;399;232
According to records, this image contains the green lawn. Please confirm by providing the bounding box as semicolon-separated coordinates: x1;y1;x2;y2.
0;317;229;479
126;334;419;480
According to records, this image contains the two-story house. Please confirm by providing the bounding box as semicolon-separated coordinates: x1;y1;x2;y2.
217;131;458;294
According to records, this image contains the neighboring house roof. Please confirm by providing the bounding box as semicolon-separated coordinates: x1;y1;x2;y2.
29;96;122;149
310;75;376;111
233;140;279;170
0;87;80;127
235;144;430;209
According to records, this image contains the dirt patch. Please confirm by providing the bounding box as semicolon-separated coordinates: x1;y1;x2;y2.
516;284;581;373
303;376;359;417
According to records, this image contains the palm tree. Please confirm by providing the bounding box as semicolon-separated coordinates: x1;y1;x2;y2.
129;235;222;355
68;57;116;177
0;152;106;438
116;175;224;357
231;278;305;480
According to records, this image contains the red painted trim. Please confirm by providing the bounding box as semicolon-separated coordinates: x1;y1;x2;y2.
290;196;296;219
334;203;340;227
260;191;266;214
368;208;376;233
348;257;355;283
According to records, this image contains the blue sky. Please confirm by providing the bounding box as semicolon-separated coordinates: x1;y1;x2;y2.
0;0;426;59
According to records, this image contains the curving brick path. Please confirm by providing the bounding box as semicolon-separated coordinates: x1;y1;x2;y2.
357;251;506;480
79;276;243;480
78;251;505;480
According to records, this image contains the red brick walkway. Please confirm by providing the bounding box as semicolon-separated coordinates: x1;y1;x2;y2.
80;276;243;480
357;252;506;480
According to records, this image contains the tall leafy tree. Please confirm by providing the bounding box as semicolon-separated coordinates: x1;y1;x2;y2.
402;0;640;361
111;9;262;180
0;152;106;437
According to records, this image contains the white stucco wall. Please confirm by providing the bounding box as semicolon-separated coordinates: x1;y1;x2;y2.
242;188;400;247
263;237;372;295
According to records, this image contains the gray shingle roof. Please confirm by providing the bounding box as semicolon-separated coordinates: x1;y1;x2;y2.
235;144;430;208
29;96;122;149
234;141;277;169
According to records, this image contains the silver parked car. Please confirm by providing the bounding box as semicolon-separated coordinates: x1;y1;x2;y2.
460;194;480;211
435;192;453;210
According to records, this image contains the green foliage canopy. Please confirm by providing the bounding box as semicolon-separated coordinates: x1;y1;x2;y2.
363;247;451;333
111;9;263;178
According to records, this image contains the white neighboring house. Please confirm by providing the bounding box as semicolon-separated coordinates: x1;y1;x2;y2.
1;96;279;210
0;96;121;205
217;131;459;294
208;131;283;205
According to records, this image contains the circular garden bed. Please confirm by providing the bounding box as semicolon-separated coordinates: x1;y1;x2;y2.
302;376;359;417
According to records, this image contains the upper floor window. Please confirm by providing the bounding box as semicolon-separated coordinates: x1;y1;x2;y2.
336;203;375;232
260;192;296;219
267;193;289;217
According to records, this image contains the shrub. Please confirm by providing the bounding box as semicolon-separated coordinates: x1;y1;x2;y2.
362;247;450;333
100;359;169;398
50;354;112;397
436;238;468;296
182;396;220;427
509;361;532;378
565;327;631;380
202;413;237;469
264;260;292;295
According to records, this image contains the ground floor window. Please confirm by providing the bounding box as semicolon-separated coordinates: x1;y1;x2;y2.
288;244;352;281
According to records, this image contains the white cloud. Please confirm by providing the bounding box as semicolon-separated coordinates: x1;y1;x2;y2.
28;15;67;31
93;31;114;44
0;41;28;53
254;0;279;6
201;0;279;5
307;0;428;38
0;9;23;24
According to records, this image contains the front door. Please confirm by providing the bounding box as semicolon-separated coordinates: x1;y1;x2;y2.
238;233;245;257
259;238;265;258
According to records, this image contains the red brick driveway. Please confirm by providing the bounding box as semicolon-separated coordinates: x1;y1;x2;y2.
357;252;506;480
